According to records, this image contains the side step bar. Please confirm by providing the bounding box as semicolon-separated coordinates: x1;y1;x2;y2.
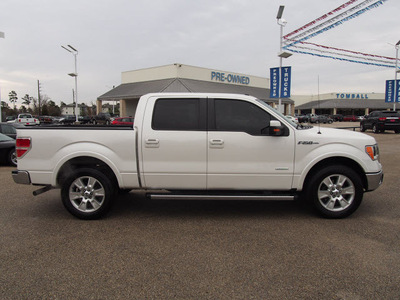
148;194;295;201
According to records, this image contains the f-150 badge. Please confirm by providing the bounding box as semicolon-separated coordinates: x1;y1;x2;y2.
298;141;319;145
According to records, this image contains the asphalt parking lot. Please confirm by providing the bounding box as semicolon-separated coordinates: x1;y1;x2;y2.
1;124;399;299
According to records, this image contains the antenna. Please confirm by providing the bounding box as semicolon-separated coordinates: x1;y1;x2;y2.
317;75;321;134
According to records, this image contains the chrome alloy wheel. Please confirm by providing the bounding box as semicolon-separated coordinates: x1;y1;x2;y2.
69;176;105;213
317;174;355;212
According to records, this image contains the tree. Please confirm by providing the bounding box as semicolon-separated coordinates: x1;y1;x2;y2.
8;91;18;109
21;94;33;106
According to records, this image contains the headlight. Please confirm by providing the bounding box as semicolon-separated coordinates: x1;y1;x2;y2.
365;144;379;161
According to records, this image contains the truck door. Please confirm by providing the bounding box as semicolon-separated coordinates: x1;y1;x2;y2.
141;97;207;189
207;98;295;190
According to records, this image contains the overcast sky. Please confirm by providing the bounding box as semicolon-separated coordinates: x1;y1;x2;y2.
1;0;399;106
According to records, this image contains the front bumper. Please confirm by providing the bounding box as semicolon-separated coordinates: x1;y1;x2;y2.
366;170;384;191
12;170;31;185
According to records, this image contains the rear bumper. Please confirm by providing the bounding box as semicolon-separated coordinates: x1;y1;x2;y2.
366;170;384;191
12;170;31;185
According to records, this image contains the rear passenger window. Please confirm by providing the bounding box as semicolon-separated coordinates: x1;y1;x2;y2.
152;99;201;131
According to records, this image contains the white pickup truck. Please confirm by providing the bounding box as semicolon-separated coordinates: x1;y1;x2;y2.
12;114;40;126
12;93;383;219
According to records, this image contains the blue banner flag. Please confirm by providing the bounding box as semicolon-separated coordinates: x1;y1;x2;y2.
280;67;291;98
270;68;280;98
385;80;400;103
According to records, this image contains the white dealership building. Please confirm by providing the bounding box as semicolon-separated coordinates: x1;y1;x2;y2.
98;63;294;117
98;63;393;117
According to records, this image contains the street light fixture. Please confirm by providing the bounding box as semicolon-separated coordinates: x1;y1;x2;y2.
61;44;79;122
276;5;292;114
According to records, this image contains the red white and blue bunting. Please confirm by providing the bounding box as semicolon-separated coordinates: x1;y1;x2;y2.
281;0;395;68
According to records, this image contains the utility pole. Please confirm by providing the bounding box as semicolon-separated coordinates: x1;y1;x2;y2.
37;80;41;116
394;40;400;111
0;31;4;122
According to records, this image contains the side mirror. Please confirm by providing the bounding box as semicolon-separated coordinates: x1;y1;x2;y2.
262;120;286;136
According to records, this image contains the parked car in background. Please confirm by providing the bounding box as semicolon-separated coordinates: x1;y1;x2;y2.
60;115;76;124
0;123;20;139
284;115;298;123
38;116;53;124
317;115;333;124
13;114;39;126
330;114;344;122
296;115;308;123
0;133;17;166
360;110;400;133
91;113;112;125
306;114;332;124
343;115;358;122
111;117;134;126
78;116;92;124
6;116;16;122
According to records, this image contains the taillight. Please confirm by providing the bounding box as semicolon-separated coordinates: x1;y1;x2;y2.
16;138;31;158
378;117;386;121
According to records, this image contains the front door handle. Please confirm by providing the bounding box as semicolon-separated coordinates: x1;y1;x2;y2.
210;139;224;148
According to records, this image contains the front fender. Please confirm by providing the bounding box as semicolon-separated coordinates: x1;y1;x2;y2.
293;143;381;190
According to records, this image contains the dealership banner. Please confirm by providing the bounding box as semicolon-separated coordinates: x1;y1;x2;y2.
270;68;280;98
385;79;400;103
280;67;291;98
270;67;291;98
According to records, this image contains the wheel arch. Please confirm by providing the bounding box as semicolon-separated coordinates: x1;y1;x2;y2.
302;157;368;191
56;156;119;189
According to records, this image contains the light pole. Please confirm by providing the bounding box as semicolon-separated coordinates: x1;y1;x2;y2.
61;45;79;122
394;40;400;112
276;6;292;114
0;31;4;122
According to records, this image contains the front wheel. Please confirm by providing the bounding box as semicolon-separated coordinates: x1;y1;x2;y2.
360;123;366;132
61;168;115;219
306;165;363;218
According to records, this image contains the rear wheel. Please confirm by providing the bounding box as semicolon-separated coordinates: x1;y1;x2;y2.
61;168;114;219
8;149;17;166
306;165;363;218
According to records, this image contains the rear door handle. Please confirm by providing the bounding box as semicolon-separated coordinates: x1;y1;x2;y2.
145;138;160;148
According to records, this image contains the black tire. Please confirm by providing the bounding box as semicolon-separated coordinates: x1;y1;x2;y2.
395;129;400;134
61;168;115;219
8;149;17;167
106;120;110;125
360;123;366;132
306;165;364;218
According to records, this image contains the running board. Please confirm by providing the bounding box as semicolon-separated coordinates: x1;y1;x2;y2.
148;194;295;201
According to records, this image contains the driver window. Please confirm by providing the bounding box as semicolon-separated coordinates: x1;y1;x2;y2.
214;99;272;135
